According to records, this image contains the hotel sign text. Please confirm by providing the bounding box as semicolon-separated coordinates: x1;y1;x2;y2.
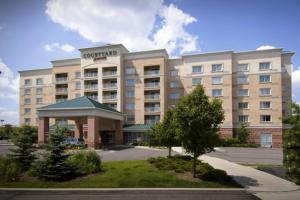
82;50;118;59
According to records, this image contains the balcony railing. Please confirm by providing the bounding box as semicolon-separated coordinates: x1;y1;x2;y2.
85;84;98;90
103;95;117;100
145;107;160;112
144;70;160;75
145;119;160;125
55;77;68;83
103;83;117;88
145;94;160;100
84;72;98;78
144;82;160;88
56;88;68;93
103;70;117;76
86;95;98;100
56;99;67;103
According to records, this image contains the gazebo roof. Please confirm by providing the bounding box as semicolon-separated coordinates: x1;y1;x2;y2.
38;96;120;113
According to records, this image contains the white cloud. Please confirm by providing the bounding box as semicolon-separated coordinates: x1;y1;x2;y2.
292;66;300;89
0;58;19;101
0;107;18;125
44;42;75;52
45;0;198;55
256;45;276;50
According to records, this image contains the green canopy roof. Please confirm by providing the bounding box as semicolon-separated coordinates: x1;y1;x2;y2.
38;96;120;113
123;124;153;132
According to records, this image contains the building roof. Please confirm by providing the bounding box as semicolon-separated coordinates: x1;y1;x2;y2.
123;124;153;132
38;96;120;114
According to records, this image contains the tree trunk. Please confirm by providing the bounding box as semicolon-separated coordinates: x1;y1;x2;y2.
193;152;197;178
168;146;171;158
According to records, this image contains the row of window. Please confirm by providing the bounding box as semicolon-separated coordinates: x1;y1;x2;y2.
238;115;272;123
238;101;272;109
24;78;43;86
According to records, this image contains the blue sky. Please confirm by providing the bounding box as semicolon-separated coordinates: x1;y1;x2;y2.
0;0;300;125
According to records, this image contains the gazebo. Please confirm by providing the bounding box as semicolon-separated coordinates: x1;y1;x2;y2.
37;96;124;148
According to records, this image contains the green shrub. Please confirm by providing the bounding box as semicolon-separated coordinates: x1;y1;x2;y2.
0;156;21;182
132;141;149;146
195;162;214;177
231;143;259;148
68;151;101;175
201;169;231;182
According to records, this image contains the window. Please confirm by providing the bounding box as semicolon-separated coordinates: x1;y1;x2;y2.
126;79;135;86
237;64;249;71
126;103;135;110
169;70;179;76
75;71;81;78
126;67;136;75
212;77;223;84
24;118;31;125
239;115;249;122
36;78;43;85
192;78;202;86
238;102;249;109
55;119;67;126
169;105;176;109
259;62;271;70
24;88;31;95
24;98;31;104
24;108;31;114
75;82;81;89
237;76;249;84
212;89;222;97
259;75;271;83
260;101;271;109
24;79;31;86
36;88;43;95
169;93;180;99
75;93;81;98
260;115;272;122
126;91;135;98
127;115;135;122
36;98;43;105
259;88;271;96
212;64;223;72
169;81;179;88
238;89;249;96
192;66;203;73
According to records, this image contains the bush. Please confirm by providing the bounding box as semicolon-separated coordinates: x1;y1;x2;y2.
201;169;231;182
132;141;149;146
195;162;214;177
231;143;259;148
0;156;21;182
218;137;259;148
68;151;101;175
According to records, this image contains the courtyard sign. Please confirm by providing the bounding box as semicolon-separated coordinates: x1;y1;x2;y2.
82;50;118;59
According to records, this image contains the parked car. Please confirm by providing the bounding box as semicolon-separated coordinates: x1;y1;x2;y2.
64;137;85;146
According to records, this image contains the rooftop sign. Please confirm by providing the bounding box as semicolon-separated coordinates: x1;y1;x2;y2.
82;50;118;59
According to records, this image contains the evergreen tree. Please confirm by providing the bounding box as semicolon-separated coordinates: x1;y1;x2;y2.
9;125;37;171
236;123;250;143
283;103;300;184
175;85;224;177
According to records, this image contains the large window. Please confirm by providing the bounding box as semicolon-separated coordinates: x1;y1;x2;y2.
75;71;81;79
24;98;31;104
212;76;223;84
259;75;271;83
24;88;31;95
126;91;135;98
36;98;43;105
126;79;135;86
24;118;31;125
260;115;272;122
75;82;81;89
192;78;202;86
259;88;271;96
237;76;249;84
24;108;31;114
126;103;135;110
237;64;249;71
126;115;135;123
192;66;203;73
24;79;31;86
169;70;179;76
239;115;249;122
212;89;222;97
238;102;249;109
126;67;136;75
237;89;249;96
75;93;81;98
36;88;43;95
260;101;271;109
259;62;271;70
212;64;223;72
169;81;179;88
169;93;180;99
36;78;43;85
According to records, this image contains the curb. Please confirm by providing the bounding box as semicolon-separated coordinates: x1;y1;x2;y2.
0;188;246;191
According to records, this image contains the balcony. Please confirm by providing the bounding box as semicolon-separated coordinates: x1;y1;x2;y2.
103;94;117;100
56;88;68;93
144;82;160;88
145;106;160;112
145;119;160;125
56;98;67;103
55;77;68;83
85;84;98;90
84;72;98;79
145;94;160;100
144;70;160;76
103;70;117;76
103;83;117;89
86;95;98;101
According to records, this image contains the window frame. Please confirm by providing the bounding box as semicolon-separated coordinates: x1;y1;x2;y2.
192;66;203;74
211;64;223;72
212;89;223;97
212;76;223;84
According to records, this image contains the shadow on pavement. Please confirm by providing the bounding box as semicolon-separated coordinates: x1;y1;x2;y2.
232;176;259;187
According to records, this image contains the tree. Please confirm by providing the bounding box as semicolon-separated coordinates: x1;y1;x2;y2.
9;125;37;171
283;103;300;184
0;124;13;139
32;126;75;181
236;123;250;143
152;109;180;157
175;85;224;177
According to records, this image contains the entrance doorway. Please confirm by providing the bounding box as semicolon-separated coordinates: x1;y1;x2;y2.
101;131;115;145
260;133;272;147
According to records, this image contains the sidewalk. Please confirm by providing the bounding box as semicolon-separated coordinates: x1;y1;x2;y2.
172;147;300;200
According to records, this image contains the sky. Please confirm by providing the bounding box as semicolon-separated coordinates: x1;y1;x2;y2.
0;0;300;125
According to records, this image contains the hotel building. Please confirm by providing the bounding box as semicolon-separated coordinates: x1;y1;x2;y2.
19;44;293;148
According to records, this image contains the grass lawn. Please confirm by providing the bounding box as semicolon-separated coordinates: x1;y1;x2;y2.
0;160;240;188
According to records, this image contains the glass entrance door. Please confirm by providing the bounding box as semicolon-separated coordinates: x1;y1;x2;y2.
260;133;272;147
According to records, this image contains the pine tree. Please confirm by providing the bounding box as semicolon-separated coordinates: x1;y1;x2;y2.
9;125;37;171
236;123;250;143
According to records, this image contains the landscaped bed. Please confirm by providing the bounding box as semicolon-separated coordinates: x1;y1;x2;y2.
0;159;240;188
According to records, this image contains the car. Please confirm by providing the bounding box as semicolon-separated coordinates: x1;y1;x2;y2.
64;137;85;146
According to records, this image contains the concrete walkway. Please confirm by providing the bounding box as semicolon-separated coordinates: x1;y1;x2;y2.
172;147;300;200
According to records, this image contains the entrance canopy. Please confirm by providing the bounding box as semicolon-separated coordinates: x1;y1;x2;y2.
37;96;124;148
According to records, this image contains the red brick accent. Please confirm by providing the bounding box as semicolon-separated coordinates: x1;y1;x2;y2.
219;128;233;138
